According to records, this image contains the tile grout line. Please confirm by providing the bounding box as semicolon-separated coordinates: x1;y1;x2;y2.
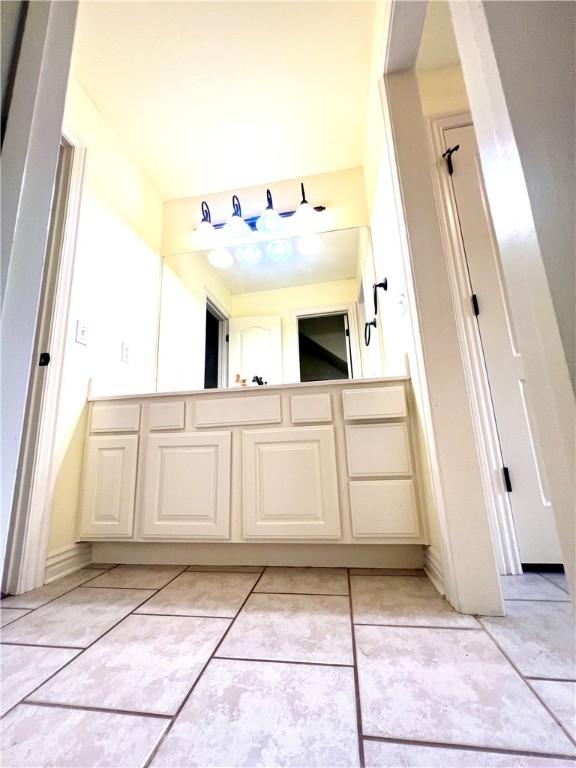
0;564;122;613
477;609;576;750
526;676;576;683
347;568;366;768
214;655;354;669
362;734;576;761
0;565;191;721
20;699;173;721
353;622;482;631
141;566;268;768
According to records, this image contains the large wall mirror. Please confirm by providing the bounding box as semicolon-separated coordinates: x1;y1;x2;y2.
157;223;386;391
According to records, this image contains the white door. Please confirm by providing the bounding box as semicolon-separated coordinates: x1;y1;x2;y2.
444;124;561;564
228;316;282;385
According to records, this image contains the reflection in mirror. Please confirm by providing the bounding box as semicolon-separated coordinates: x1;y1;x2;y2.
157;225;384;391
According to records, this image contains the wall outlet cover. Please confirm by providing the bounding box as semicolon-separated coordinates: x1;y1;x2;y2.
121;341;130;363
75;320;88;346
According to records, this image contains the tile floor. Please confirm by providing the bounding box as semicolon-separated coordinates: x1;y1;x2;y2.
0;565;574;767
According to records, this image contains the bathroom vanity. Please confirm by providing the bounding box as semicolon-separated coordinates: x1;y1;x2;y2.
78;377;428;565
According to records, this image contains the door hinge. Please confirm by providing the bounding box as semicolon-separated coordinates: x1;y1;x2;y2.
471;294;480;316
225;334;229;343
345;328;350;338
38;352;51;367
503;466;513;493
442;144;460;175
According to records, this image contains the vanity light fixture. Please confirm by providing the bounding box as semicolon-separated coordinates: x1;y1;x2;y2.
256;189;283;233
223;195;252;239
195;201;215;243
235;243;262;264
292;183;320;231
296;233;322;256
266;239;293;262
207;247;234;269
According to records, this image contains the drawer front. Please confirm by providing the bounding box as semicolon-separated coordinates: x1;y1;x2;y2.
195;395;281;427
349;479;420;537
149;401;185;430
345;423;412;477
342;386;406;420
91;403;141;433
291;393;332;423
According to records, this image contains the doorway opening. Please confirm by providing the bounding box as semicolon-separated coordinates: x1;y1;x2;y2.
204;299;228;389
298;313;352;382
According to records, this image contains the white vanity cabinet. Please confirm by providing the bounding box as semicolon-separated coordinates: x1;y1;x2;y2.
78;378;427;548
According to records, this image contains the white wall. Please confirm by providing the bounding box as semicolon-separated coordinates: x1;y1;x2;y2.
48;79;163;555
482;1;575;390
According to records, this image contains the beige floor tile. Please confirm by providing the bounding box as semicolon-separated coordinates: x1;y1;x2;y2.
351;575;479;628
31;614;230;715
135;572;258;618
152;658;360;768
480;602;576;679
0;587;154;647
0;568;107;609
218;593;353;665
0;608;30;627
85;564;186;590
364;739;574;767
530;680;576;740
540;572;570;594
350;568;426;577
502;573;569;601
355;625;575;755
186;565;263;573
0;645;79;715
1;703;168;768
255;567;349;595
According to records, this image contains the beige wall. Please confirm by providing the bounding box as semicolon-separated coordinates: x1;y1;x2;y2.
416;65;469;117
48;79;164;555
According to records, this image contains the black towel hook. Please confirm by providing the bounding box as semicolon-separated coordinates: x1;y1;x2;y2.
364;318;377;346
373;278;388;316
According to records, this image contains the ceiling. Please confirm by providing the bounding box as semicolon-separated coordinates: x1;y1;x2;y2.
168;226;361;295
71;1;375;201
416;1;460;71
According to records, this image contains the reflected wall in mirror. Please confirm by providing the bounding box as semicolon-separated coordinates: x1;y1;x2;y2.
157;224;386;390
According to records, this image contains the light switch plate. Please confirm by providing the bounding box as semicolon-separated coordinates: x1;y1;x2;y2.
75;320;88;346
121;341;130;363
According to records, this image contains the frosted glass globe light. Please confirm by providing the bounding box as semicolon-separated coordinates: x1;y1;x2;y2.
256;189;283;233
296;234;322;256
207;248;233;269
223;194;251;239
195;201;215;244
266;239;293;262
235;244;262;264
292;183;319;233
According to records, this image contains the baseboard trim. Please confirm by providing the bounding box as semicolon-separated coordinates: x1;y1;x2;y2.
45;542;93;583
91;542;425;569
424;546;444;595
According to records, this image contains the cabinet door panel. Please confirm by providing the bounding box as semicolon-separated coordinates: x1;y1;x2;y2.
142;432;231;538
349;479;420;537
79;435;138;537
243;426;340;539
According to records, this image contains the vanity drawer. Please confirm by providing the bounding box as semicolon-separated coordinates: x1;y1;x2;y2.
345;423;412;477
349;479;419;537
342;386;406;420
91;403;141;433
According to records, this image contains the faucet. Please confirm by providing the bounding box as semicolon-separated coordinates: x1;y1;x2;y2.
252;376;265;386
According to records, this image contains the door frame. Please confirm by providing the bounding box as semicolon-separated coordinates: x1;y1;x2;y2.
425;111;522;575
287;302;362;384
204;292;230;389
3;134;86;595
